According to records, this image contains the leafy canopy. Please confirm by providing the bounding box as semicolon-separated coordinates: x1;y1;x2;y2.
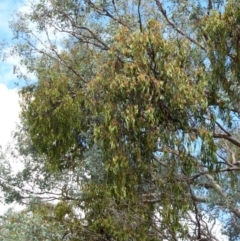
2;0;240;240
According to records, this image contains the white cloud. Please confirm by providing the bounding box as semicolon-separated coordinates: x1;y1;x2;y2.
0;83;20;148
0;84;21;214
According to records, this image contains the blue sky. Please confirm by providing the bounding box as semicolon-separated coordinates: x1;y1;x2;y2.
0;0;25;89
0;0;25;214
0;0;25;148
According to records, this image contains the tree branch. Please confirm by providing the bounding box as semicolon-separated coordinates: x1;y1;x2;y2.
137;0;143;32
154;0;206;51
213;133;240;148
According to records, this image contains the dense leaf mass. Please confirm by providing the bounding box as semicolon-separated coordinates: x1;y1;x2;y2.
2;0;240;240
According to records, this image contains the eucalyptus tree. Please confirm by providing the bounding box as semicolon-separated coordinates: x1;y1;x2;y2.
1;0;240;240
0;204;65;241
